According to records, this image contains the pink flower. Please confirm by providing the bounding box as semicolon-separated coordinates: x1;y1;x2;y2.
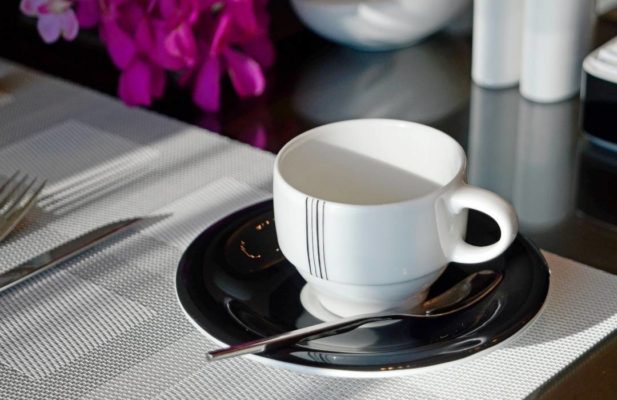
20;0;275;112
98;1;169;107
158;0;200;68
21;0;79;43
192;0;274;111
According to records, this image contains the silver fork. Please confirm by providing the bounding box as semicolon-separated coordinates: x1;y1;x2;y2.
0;171;47;242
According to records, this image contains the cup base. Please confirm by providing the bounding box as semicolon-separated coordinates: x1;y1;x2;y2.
303;283;430;319
300;284;342;322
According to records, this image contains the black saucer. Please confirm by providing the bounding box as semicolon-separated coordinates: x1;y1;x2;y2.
176;200;550;376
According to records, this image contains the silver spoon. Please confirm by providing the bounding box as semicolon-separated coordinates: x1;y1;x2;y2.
207;269;502;361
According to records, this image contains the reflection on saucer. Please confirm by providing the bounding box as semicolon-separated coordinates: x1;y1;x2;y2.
298;284;416;334
292;35;470;125
299;284;339;322
468;85;579;232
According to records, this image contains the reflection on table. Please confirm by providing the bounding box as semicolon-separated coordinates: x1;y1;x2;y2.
468;85;580;233
292;35;470;126
577;141;617;226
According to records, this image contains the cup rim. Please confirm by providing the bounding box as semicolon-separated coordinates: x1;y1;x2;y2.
273;118;467;208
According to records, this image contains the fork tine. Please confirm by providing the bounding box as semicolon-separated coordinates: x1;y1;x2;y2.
0;179;46;242
3;177;37;216
0;171;20;197
0;174;28;210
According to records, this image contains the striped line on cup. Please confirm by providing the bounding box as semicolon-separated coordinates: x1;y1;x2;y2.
305;197;328;280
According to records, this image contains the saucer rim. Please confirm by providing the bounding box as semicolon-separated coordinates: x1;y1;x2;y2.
175;200;551;378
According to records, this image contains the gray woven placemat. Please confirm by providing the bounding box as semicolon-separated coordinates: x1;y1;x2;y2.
0;59;616;399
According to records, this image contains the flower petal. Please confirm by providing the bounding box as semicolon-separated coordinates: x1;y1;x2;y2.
135;19;154;52
242;36;275;68
228;0;259;34
60;9;79;41
37;14;62;44
223;48;265;98
75;0;100;28
193;56;222;112
20;0;45;16
150;22;184;70
103;20;136;69
210;12;231;57
118;59;152;106
116;2;145;29
164;23;197;67
158;0;176;19
186;0;201;24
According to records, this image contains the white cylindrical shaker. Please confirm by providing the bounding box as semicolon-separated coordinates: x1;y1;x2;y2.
472;0;523;88
520;0;596;103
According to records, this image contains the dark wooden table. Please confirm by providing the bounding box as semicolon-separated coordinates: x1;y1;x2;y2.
1;2;616;398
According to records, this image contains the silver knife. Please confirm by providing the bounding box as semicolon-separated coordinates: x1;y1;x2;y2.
0;217;143;294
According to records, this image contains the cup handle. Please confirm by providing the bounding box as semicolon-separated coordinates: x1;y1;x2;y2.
448;185;518;264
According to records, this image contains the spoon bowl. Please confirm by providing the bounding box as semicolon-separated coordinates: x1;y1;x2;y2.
207;269;502;361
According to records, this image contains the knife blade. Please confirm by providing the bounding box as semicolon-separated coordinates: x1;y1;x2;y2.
0;217;143;294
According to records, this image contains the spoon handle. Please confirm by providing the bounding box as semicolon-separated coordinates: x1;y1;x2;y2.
207;312;404;362
207;270;501;362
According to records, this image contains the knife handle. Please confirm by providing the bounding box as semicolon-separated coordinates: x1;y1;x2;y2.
0;217;142;294
0;251;74;294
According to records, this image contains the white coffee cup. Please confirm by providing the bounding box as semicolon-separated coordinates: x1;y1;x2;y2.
273;119;518;317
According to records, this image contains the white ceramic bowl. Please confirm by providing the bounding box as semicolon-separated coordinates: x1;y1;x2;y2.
291;0;471;51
